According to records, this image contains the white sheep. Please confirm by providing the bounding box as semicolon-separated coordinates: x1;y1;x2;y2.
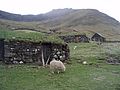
50;59;66;74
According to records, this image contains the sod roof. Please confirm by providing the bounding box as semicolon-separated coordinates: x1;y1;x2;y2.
0;27;64;44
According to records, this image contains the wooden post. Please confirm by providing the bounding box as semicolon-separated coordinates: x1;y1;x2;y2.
45;54;52;66
41;48;45;66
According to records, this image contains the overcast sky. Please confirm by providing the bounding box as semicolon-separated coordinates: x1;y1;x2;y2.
0;0;120;21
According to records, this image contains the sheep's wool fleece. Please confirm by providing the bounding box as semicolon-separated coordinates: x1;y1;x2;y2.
50;59;66;72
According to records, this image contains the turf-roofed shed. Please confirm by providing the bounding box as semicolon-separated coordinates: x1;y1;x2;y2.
0;30;70;65
59;34;89;43
91;33;106;42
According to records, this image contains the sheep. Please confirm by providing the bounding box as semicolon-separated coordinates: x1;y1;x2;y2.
50;59;66;74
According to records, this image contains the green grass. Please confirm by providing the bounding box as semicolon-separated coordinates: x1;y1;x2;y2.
0;43;120;90
0;28;64;43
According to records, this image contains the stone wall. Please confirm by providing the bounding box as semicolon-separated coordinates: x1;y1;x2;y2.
3;40;70;64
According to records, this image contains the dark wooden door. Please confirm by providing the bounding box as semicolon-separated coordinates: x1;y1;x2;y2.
42;44;52;63
0;39;4;61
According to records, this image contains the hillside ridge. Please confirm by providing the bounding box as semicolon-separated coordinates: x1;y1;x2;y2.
0;9;120;41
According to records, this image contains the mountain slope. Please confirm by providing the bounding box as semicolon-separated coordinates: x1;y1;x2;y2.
38;9;120;27
0;9;120;41
0;9;75;21
37;9;120;40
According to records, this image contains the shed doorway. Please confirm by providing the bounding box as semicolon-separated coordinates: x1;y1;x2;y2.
0;39;4;61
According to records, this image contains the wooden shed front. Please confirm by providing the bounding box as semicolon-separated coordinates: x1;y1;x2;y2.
91;33;106;42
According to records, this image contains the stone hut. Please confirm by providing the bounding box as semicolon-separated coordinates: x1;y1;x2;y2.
59;34;89;43
0;30;70;65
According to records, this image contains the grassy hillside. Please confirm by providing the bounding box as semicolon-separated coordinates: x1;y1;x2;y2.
0;43;120;90
0;9;120;41
37;9;120;40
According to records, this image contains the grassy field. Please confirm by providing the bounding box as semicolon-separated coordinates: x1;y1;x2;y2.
0;43;120;90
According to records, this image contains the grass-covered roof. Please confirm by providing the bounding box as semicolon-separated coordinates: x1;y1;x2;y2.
0;27;64;44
